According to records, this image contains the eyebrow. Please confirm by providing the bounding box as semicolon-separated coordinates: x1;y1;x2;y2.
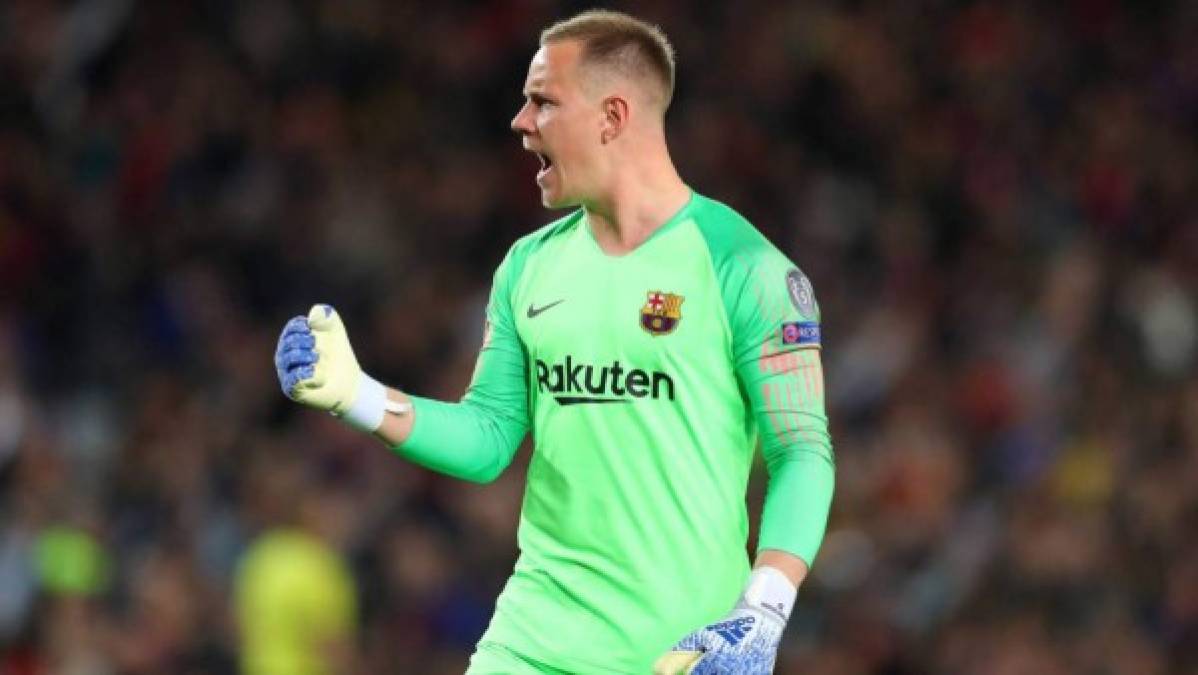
522;83;555;101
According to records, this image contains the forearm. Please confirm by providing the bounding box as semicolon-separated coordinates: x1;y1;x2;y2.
376;387;525;483
752;348;836;567
374;388;416;445
757;447;835;567
755;549;809;589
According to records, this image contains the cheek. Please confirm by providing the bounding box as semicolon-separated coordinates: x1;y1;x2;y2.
536;108;556;133
546;117;584;159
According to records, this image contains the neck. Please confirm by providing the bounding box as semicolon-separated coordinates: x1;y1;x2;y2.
583;138;690;256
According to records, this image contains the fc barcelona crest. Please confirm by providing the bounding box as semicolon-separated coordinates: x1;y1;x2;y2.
641;291;684;336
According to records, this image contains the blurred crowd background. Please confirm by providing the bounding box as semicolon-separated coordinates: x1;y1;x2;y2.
2;0;1197;673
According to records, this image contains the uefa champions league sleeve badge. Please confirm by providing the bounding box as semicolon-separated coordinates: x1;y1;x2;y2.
786;269;817;319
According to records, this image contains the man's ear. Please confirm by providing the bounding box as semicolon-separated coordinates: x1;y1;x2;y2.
600;95;630;144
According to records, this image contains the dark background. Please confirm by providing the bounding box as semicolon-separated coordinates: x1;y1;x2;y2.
1;1;1196;673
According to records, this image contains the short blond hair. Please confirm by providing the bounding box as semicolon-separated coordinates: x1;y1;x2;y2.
541;9;676;111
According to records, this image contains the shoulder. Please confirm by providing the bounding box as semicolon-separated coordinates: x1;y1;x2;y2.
491;210;583;289
508;209;584;260
689;193;787;270
689;193;822;327
689;193;798;287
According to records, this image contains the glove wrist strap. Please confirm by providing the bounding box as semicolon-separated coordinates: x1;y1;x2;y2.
339;373;388;432
742;566;797;624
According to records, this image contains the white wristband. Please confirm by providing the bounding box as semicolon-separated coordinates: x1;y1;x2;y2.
337;374;413;432
742;566;798;623
338;373;388;432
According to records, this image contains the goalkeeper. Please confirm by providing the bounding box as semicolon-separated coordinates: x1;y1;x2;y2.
274;10;834;675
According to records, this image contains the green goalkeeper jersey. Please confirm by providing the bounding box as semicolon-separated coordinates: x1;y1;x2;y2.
399;191;834;673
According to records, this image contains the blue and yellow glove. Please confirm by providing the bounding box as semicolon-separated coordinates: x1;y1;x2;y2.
274;304;408;432
653;567;796;675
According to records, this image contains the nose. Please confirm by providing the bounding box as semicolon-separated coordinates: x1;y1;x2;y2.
511;101;534;136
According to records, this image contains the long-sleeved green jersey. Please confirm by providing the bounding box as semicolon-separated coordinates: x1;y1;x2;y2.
398;191;834;673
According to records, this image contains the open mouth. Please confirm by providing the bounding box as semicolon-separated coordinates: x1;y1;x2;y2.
536;152;554;179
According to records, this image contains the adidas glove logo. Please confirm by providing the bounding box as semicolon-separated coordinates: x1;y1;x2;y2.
710;616;756;647
761;601;787;622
